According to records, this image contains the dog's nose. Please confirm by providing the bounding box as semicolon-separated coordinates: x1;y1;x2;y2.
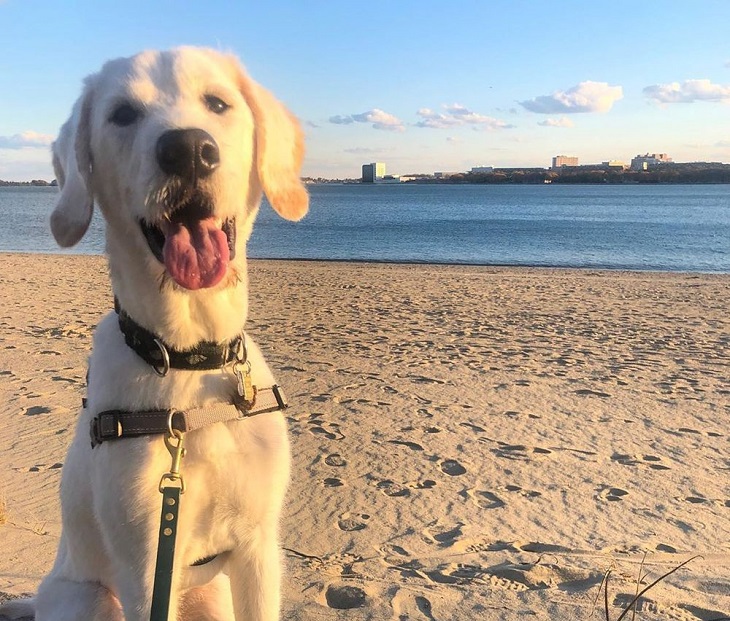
156;129;220;181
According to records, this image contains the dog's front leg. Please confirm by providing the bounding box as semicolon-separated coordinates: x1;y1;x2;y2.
228;529;282;621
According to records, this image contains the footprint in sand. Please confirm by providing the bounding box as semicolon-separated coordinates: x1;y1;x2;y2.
411;479;436;490
502;484;542;498
574;388;611;398
468;489;505;509
376;480;410;498
323;477;344;488
439;459;466;476
597;486;629;502
308;419;345;441
24;405;52;416
388;440;424;451
29;462;63;472
324;453;347;467
460;421;486;434
611;453;671;470
337;512;370;532
324;584;367;610
422;523;463;548
391;589;437;621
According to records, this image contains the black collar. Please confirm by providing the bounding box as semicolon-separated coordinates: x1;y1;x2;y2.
114;299;244;372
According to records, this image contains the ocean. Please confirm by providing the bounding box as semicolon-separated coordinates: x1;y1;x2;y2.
1;183;729;273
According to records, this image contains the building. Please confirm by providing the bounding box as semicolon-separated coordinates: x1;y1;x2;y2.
552;155;579;169
469;166;494;174
630;153;673;171
602;160;627;170
361;162;387;182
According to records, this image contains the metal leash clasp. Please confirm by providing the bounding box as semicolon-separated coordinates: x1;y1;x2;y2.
159;412;186;493
232;334;257;411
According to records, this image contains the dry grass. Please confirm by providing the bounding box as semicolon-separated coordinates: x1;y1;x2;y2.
595;555;730;621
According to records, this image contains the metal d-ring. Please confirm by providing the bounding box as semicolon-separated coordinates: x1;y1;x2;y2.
235;333;248;364
153;338;171;377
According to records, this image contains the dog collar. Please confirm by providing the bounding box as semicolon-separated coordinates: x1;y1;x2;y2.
114;298;244;373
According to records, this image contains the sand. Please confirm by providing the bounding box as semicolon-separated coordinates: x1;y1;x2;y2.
0;253;728;620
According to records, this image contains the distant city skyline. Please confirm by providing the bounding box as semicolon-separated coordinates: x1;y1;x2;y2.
2;1;730;181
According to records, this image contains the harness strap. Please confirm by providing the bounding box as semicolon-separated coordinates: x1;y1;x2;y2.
90;385;288;447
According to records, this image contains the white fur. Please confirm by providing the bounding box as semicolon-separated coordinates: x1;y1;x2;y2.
0;47;307;621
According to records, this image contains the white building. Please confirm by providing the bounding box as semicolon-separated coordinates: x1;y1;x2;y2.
630;153;673;171
552;155;579;169
362;162;387;182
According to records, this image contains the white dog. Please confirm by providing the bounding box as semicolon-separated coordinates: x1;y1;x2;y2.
0;47;308;621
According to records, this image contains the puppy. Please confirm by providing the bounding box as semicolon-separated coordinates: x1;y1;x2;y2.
0;47;308;621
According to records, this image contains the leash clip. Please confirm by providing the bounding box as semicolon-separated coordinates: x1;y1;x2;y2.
159;414;186;493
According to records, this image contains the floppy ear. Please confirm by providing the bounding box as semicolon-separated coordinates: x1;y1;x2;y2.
236;65;309;221
50;84;94;247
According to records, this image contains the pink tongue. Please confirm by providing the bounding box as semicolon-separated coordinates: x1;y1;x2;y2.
162;218;229;290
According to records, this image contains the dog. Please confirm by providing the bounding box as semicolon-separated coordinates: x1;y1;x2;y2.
0;47;308;621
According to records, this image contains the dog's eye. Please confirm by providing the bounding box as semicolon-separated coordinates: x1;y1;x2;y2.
109;103;140;126
204;95;230;114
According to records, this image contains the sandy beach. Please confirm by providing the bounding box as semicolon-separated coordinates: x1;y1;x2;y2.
0;253;728;620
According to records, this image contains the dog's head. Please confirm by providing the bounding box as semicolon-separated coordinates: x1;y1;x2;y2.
51;47;308;292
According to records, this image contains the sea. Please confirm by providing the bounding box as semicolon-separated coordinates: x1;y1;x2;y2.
1;183;729;273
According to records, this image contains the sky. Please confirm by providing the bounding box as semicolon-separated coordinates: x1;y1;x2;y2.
1;0;730;180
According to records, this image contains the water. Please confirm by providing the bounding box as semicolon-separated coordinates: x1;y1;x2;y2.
1;184;729;272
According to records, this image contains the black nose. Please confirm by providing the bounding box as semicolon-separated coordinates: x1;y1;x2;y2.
156;129;220;181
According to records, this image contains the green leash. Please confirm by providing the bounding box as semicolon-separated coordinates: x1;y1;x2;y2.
150;428;186;621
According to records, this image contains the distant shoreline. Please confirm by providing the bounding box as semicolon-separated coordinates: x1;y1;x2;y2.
3;251;728;276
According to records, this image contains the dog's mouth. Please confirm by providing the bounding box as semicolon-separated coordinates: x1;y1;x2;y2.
140;196;236;291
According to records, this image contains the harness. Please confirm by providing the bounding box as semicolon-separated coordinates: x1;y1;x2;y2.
89;303;289;621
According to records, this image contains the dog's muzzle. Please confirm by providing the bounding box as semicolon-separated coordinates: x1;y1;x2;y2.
139;129;237;290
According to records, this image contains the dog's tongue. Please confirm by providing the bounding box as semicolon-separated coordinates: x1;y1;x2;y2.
162;218;229;290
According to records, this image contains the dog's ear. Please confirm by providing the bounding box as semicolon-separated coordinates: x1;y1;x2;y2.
50;83;94;247
236;65;309;221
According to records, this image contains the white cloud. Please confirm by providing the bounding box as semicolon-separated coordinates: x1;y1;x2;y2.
538;117;574;128
520;81;623;114
329;108;404;131
643;79;730;104
416;104;514;130
0;131;55;149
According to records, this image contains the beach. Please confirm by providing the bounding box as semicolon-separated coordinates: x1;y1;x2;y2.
0;253;728;620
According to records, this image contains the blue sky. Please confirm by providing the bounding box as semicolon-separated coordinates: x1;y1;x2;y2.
1;0;730;180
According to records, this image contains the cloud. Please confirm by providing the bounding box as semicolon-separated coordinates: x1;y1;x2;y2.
329;115;355;125
538;117;574;128
520;81;623;114
643;79;730;104
0;131;54;149
416;104;514;130
329;108;404;131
